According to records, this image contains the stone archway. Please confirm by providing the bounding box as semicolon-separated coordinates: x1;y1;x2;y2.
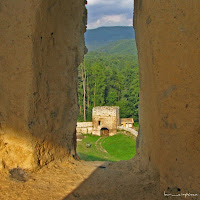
100;128;109;137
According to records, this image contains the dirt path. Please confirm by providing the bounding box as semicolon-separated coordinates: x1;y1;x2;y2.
0;156;160;200
95;137;108;157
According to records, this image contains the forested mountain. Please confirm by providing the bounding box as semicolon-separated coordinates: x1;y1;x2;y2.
95;39;137;55
78;38;139;122
85;26;135;51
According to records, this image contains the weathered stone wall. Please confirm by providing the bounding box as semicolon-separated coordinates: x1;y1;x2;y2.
76;122;93;135
1;1;199;197
92;106;119;136
134;0;200;194
0;0;86;170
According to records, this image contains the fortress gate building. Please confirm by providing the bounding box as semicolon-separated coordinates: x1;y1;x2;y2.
92;106;120;136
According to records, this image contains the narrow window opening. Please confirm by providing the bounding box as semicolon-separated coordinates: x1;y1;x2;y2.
76;0;137;162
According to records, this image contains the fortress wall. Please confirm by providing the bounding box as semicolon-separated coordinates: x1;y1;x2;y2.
92;116;118;136
92;106;119;117
0;0;86;170
76;122;93;135
134;0;200;193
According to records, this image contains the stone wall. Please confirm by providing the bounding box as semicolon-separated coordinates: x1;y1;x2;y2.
134;0;200;194
0;0;86;170
76;122;93;135
117;126;138;137
92;106;120;136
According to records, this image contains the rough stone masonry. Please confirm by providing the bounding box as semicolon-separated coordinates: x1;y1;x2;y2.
134;0;200;194
0;0;87;170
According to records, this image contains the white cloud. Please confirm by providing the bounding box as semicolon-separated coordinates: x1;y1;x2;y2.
87;14;132;29
86;0;134;29
87;0;133;8
87;0;113;6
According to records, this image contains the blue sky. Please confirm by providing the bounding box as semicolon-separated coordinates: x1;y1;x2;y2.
86;0;134;29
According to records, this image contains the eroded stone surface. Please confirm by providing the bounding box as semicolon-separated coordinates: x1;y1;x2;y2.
134;0;200;194
0;0;86;170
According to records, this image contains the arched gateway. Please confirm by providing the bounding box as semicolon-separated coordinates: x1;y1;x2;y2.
100;128;109;137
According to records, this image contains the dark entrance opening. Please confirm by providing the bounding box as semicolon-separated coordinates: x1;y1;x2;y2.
100;128;109;137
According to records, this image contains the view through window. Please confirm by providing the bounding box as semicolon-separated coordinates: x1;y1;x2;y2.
76;0;138;162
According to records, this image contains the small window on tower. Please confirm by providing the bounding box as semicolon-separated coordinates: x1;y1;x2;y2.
98;121;101;125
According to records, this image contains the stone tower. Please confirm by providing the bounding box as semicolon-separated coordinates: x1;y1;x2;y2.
92;106;120;136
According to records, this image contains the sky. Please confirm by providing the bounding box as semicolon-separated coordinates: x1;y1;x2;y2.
86;0;134;29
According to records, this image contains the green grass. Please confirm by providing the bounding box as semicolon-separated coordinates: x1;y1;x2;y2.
102;134;136;161
77;134;105;161
77;133;136;162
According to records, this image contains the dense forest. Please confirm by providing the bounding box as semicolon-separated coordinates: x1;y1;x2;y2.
78;38;139;122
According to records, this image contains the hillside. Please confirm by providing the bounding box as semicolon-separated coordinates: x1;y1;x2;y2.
95;39;137;55
85;26;135;51
77;133;136;161
79;27;139;122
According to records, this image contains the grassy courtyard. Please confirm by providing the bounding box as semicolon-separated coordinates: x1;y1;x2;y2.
77;132;136;162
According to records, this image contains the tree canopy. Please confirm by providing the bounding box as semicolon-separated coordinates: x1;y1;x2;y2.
78;39;139;122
